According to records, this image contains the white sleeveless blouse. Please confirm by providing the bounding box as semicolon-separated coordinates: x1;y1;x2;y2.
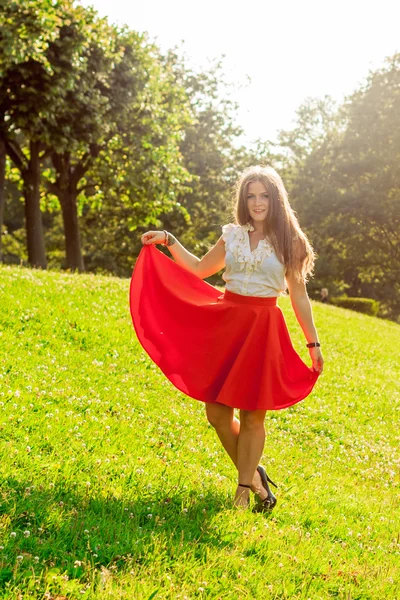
221;222;286;297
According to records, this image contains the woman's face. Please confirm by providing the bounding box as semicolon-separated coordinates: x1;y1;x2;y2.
246;180;269;224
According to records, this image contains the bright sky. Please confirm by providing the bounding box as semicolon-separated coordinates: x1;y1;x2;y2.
81;0;399;145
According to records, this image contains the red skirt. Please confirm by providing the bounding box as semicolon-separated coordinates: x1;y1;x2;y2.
129;245;319;411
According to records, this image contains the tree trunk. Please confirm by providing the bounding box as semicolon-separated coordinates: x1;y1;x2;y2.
23;141;47;268
0;135;5;262
60;187;85;272
347;275;361;297
52;152;85;272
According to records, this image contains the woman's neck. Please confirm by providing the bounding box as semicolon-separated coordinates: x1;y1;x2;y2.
250;221;265;235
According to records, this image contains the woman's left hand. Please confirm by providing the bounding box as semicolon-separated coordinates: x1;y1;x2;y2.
309;347;324;374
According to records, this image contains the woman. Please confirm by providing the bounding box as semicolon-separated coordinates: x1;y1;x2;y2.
130;165;324;512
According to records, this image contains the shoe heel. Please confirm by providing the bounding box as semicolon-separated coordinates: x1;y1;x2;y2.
266;474;277;488
256;465;277;511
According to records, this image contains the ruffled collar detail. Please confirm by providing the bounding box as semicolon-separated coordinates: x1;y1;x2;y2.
226;223;274;270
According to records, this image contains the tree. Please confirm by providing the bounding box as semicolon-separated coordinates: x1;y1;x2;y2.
0;0;92;267
277;54;400;319
77;43;197;275
332;53;400;313
1;1;194;271
43;12;122;271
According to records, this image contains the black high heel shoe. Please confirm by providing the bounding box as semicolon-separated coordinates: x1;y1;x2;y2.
253;465;277;512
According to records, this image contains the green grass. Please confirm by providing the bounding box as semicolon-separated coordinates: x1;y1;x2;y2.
0;264;399;599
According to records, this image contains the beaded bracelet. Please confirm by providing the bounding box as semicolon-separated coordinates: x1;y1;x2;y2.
306;342;321;348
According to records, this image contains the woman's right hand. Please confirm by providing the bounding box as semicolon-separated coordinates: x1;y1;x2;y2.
141;231;166;246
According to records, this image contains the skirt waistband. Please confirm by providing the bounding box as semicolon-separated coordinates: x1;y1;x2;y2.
221;290;278;306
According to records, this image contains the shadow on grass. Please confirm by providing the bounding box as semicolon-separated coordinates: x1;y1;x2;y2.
0;475;253;590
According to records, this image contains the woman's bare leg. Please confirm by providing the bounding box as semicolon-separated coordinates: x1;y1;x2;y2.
234;408;267;507
205;403;240;465
205;403;269;506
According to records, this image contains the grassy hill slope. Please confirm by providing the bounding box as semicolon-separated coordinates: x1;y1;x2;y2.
0;264;399;599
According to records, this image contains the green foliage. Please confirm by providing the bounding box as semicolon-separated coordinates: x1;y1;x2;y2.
0;0;196;270
0;0;109;267
0;264;399;598
79;56;255;278
0;157;25;263
278;53;400;321
0;0;65;72
329;296;380;316
0;0;99;142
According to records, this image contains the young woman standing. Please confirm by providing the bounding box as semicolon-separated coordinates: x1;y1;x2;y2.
130;165;323;511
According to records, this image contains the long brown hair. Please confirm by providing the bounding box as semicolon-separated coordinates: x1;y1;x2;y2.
233;165;316;282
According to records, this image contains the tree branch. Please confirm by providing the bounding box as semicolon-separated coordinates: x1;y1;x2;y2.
71;144;101;188
71;157;90;187
40;147;53;161
5;139;28;174
45;180;60;196
379;224;400;259
51;152;64;175
77;183;97;194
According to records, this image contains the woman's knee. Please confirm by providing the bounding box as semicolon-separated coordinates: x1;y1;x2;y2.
205;402;234;428
239;409;266;431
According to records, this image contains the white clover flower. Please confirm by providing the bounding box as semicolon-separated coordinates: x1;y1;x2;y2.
10;532;16;538
23;530;30;537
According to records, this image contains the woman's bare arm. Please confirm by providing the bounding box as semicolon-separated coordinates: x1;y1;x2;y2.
141;230;226;279
167;234;226;279
285;272;324;373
